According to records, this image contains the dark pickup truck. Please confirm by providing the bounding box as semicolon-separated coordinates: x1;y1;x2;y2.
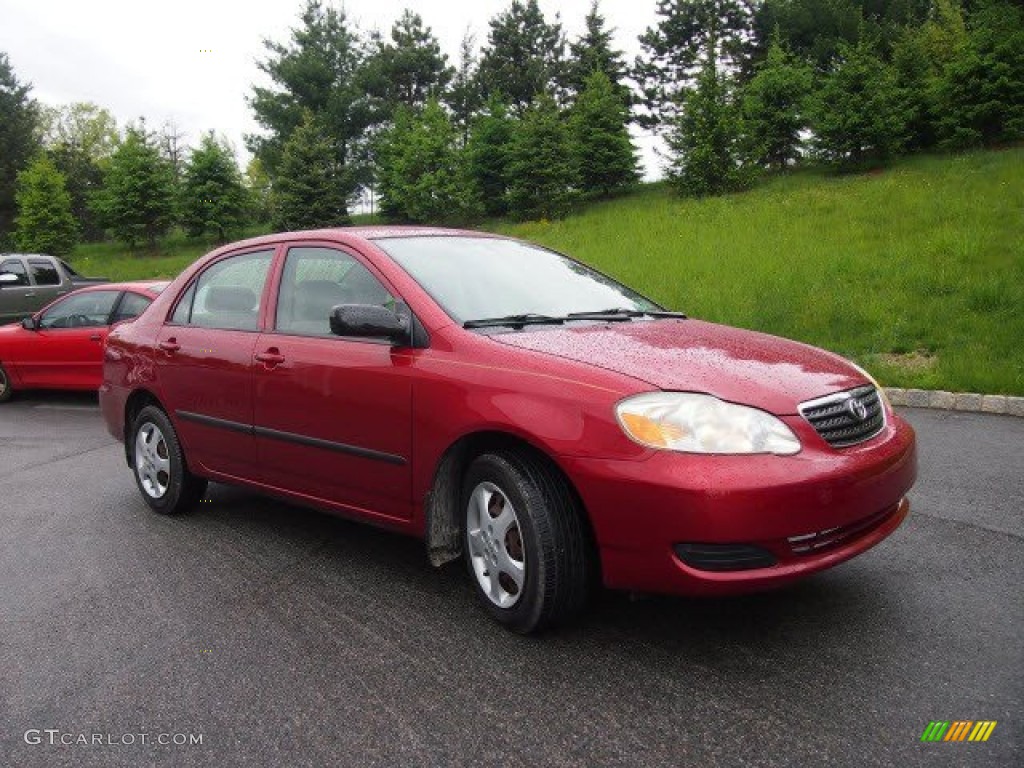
0;253;108;324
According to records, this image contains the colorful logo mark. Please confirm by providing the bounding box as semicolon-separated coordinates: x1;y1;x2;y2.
921;721;997;742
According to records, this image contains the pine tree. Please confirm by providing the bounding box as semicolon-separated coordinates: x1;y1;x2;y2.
0;52;40;245
272;112;349;231
92;125;176;250
937;0;1024;149
180;133;250;242
466;96;516;216
506;92;578;220
636;0;756;128
567;1;630;105
447;31;482;146
247;0;368;195
362;10;453;121
478;1;566;110
741;37;812;170
14;155;79;256
667;49;748;196
570;71;639;197
377;100;481;225
811;38;908;170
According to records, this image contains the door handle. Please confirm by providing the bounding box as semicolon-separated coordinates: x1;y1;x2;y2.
158;339;180;353
89;334;102;341
24;291;36;297
255;349;286;366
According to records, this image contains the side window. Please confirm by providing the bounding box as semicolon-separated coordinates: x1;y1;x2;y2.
39;290;119;329
175;250;273;331
112;292;152;323
0;258;29;287
28;259;60;286
275;246;395;336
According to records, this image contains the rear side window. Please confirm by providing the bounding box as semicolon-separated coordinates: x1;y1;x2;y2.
0;258;29;287
112;292;152;322
28;259;61;286
170;250;273;331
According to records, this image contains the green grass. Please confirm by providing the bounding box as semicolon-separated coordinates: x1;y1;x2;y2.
493;149;1024;396
70;149;1024;395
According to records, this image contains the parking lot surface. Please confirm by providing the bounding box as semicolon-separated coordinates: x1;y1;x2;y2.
1;395;1021;767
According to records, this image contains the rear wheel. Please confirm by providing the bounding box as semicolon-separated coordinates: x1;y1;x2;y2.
462;450;593;633
0;364;11;403
130;405;207;515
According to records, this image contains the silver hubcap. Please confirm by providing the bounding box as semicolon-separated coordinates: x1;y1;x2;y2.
0;370;7;396
135;422;171;499
467;482;525;608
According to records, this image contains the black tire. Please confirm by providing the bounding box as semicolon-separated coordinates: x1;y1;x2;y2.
130;405;207;515
0;363;12;403
461;450;593;634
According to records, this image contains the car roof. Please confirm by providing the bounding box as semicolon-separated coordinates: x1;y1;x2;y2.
76;280;169;296
205;226;508;254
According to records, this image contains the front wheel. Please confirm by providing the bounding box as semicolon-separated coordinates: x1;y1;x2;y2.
130;405;207;515
462;451;593;633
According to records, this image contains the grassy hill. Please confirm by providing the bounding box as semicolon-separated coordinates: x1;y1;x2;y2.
71;148;1024;395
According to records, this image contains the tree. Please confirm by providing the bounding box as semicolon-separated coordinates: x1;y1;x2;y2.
377;100;482;225
666;48;749;196
14;155;78;256
0;52;40;245
811;38;908;170
362;10;452;121
247;0;369;196
447;30;482;146
92;125;176;250
570;71;639;197
245;157;273;225
741;36;813;169
478;1;566;110
466;96;516;216
635;0;757;128
567;1;630;104
937;0;1024;149
180;133;249;242
39;102;119;241
506;92;578;219
272;111;349;231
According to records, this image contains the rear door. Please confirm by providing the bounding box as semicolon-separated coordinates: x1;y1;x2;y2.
252;244;413;522
0;257;34;323
155;248;275;480
15;289;120;389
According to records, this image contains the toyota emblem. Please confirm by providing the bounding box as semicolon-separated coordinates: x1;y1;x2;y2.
845;397;869;422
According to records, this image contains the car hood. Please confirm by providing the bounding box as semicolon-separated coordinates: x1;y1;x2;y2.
492;319;867;415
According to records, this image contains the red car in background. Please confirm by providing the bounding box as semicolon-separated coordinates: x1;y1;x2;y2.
0;281;167;402
100;229;917;633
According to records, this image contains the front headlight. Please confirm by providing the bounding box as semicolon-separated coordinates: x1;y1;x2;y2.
616;392;801;455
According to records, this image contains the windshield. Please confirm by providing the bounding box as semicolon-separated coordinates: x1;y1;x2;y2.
376;236;660;324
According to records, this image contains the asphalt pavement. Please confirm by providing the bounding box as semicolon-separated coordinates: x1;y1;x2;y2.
0;394;1021;767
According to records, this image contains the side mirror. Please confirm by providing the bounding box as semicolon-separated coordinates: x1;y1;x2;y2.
330;304;409;344
0;273;19;285
21;316;37;331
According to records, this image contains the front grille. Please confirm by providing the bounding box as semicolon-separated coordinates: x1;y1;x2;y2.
787;504;897;555
799;385;885;448
674;543;777;572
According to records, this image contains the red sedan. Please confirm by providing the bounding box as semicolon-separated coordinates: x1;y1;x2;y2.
100;230;916;632
0;281;167;402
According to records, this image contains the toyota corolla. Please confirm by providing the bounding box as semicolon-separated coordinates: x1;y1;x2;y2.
100;228;917;633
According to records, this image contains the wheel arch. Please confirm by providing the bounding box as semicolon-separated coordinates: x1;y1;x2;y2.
122;389;165;466
424;429;599;577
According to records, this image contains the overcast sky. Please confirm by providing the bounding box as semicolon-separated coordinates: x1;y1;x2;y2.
1;0;664;176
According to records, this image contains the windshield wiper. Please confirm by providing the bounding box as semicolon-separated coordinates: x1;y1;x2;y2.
463;313;567;329
566;308;687;321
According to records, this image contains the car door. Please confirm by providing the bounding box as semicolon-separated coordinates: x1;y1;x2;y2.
14;289;121;389
253;244;413;522
27;258;66;308
0;257;34;323
155;248;275;480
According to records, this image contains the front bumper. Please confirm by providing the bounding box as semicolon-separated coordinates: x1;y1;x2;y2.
561;414;917;596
